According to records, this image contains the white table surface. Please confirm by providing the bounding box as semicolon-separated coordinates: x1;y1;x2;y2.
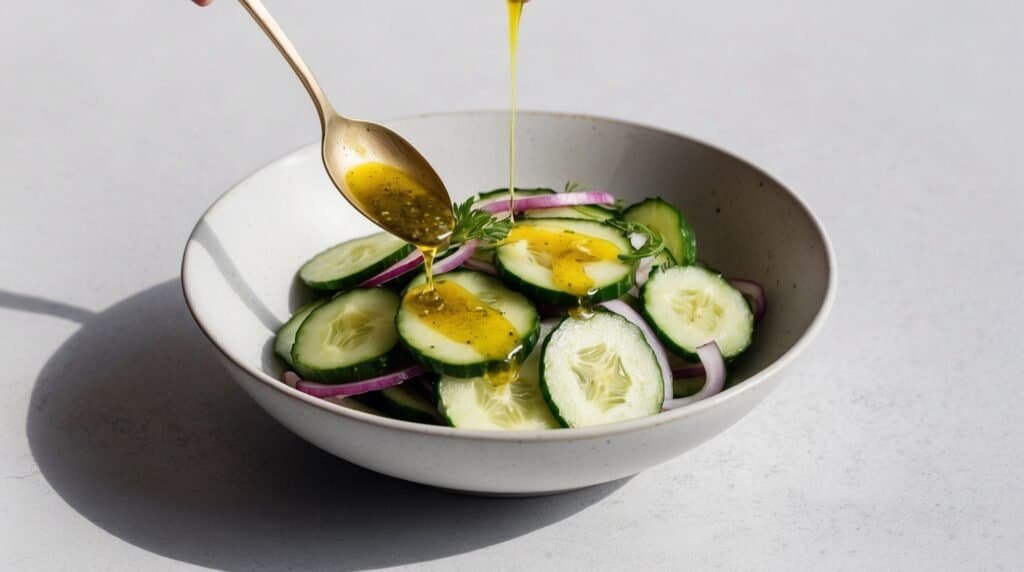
3;1;1021;570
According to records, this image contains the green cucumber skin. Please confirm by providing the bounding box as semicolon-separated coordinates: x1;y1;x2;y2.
639;266;753;362
341;396;387;416
525;204;622;222
292;352;395;385
358;385;442;425
436;382;462;428
580;204;623;219
437;401;456;427
495;259;634;306
673;377;704;398
494;218;636;306
475;187;555;202
274;299;326;366
300;242;414;292
673;372;741;397
400;314;541;378
435;379;458;428
677;218;697;266
537;315;574;428
623;198;697;267
435;376;453;426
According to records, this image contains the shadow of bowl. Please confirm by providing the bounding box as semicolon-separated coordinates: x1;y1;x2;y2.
25;280;625;570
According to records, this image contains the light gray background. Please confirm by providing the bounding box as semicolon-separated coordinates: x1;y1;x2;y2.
2;1;1021;570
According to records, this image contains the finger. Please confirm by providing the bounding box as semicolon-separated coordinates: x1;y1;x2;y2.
192;0;213;6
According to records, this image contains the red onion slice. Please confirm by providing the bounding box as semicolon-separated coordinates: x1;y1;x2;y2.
359;250;423;287
728;278;767;322
599;299;674;404
481;191;617;215
433;239;478;274
663;341;725;410
290;365;427;398
283;371;302;388
359;240;479;287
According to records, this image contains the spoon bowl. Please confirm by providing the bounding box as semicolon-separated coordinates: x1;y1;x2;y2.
323;114;454;245
238;0;454;244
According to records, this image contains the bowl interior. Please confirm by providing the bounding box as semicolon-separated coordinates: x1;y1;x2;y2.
183;111;831;423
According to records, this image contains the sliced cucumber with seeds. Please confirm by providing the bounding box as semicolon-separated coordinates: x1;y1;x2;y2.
542;313;663;424
623;198;696;266
274;299;325;366
359;384;442;425
299;232;413;292
495;218;635;306
641;265;753;360
438;321;560;430
292;288;401;383
396;270;540;378
541;311;664;427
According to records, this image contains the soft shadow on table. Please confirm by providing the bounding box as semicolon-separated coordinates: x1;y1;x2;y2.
20;281;625;571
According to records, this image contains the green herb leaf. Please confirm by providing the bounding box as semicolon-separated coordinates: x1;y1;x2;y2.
450;197;513;246
563;180;586;194
606;219;667;262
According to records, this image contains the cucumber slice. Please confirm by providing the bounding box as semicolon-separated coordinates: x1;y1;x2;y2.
641;265;754;360
396;270;540;378
525;204;620;222
299;232;414;292
495;218;635;306
337;397;386;416
468;190;552;266
437;322;560;430
473;187;554;209
673;378;704;398
541;311;665;427
291;288;401;383
474;188;619;222
274;299;326;366
668;353;704;398
359;384;442;425
623;198;697;266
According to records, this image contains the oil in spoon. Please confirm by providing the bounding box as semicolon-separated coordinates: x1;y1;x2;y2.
344;162;454;292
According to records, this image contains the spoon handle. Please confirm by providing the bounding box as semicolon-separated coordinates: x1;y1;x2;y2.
237;0;335;125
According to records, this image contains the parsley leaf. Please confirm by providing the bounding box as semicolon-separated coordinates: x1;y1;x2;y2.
449;197;513;246
606;219;667;262
563;180;586;193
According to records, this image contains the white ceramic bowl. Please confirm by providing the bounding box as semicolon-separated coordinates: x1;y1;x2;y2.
182;111;835;495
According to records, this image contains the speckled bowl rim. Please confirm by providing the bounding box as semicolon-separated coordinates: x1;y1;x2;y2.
181;109;837;443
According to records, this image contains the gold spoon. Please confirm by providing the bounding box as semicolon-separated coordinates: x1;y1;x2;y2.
237;0;455;247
